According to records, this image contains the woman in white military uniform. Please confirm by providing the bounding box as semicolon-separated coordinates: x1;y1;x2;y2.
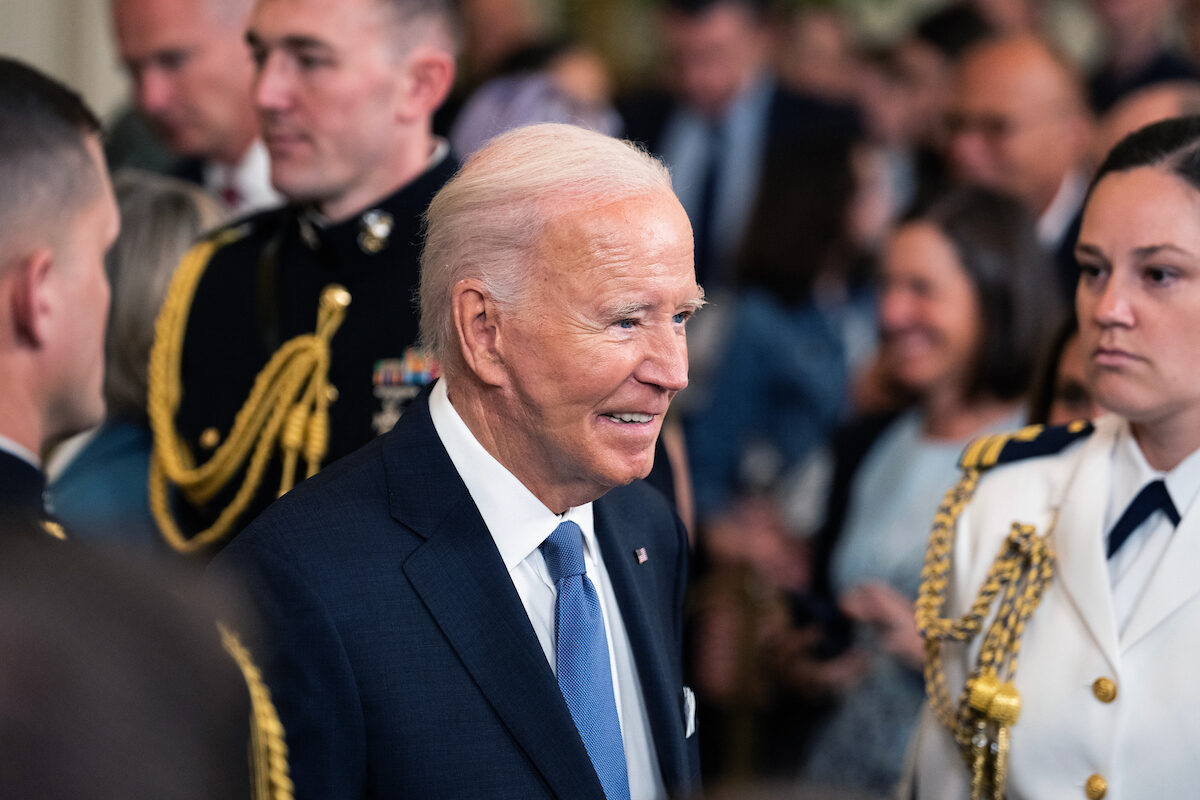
912;116;1200;800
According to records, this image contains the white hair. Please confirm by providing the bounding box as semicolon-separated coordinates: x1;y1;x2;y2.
418;123;675;369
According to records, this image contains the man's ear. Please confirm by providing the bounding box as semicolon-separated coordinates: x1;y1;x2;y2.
397;47;455;122
452;277;507;386
7;248;54;347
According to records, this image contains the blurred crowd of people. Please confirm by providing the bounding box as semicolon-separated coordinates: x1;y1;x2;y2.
8;0;1200;796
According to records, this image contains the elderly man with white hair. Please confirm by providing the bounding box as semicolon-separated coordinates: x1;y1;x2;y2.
214;122;705;800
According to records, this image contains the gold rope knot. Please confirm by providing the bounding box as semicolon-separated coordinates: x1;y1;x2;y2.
970;674;1021;725
987;683;1021;725
968;673;1001;714
917;462;1055;800
148;232;351;554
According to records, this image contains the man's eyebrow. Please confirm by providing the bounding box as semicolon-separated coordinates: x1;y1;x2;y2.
605;301;653;318
604;296;707;318
245;31;332;52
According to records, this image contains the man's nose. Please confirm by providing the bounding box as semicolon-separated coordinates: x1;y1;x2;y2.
137;68;172;116
254;53;292;112
640;325;689;392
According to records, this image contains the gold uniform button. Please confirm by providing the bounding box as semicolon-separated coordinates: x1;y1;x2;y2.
325;385;339;403
1085;773;1107;800
199;427;221;449
1092;677;1117;703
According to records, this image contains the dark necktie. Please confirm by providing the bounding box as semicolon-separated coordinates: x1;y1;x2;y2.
540;520;631;800
1106;479;1180;558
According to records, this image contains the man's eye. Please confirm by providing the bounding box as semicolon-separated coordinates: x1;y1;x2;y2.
672;312;690;325
616;319;636;329
157;50;189;71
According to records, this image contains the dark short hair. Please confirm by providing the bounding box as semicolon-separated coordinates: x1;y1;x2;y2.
0;58;103;246
912;2;994;60
380;0;464;53
662;0;769;22
1089;115;1200;197
913;187;1062;402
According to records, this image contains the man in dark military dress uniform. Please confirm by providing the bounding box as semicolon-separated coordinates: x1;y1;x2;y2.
148;0;461;553
0;59;120;542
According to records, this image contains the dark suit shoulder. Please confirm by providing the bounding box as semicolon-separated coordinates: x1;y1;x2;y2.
227;433;394;553
767;85;863;144
615;88;676;153
601;479;681;528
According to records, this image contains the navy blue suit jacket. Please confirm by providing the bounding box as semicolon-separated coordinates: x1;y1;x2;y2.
215;385;700;799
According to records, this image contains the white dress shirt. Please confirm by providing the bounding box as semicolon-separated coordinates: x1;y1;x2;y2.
1036;170;1087;251
1104;423;1200;631
203;139;282;217
428;379;667;800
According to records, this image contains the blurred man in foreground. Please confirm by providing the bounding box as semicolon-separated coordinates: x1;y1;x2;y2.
0;57;119;537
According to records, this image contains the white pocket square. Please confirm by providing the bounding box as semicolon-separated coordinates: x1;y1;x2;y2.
682;685;696;738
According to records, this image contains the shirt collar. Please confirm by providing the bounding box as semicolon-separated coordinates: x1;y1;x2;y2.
1111;418;1200;522
427;378;596;570
0;433;40;468
1037;169;1088;248
202;139;283;215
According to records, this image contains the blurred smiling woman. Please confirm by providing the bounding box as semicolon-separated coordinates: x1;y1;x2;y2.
914;116;1200;800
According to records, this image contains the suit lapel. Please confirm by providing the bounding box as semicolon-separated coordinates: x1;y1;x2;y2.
594;495;689;794
1049;418;1122;673
383;390;605;800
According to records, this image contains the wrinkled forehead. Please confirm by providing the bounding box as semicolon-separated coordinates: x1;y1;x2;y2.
528;192;696;300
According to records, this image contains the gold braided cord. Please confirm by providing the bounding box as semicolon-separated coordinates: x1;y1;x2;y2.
218;623;294;800
147;232;349;554
40;520;67;540
915;430;1057;800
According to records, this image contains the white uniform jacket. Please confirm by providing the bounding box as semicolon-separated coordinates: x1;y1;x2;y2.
912;414;1200;799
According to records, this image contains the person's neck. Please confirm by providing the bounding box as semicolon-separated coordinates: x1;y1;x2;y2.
1107;24;1164;75
447;376;590;515
317;129;436;223
920;387;1018;441
210;130;258;168
1131;410;1200;472
1030;175;1067;220
0;427;41;467
0;377;44;461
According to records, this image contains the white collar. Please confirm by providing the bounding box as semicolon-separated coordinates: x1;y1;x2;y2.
427;379;596;570
1109;418;1200;525
1037;169;1088;248
0;433;40;468
203;139;282;215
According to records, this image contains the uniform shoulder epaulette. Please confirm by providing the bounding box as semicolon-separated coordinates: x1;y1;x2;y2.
199;219;254;249
958;419;1094;471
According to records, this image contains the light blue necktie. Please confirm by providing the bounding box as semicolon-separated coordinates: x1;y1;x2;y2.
540;520;631;800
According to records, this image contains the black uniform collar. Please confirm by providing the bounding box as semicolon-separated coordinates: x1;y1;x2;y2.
293;151;459;270
0;448;49;519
